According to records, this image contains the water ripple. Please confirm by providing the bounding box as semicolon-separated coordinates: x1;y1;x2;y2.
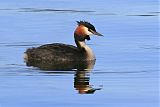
127;14;158;17
0;8;159;17
19;8;96;13
0;42;42;47
140;45;160;50
92;69;158;74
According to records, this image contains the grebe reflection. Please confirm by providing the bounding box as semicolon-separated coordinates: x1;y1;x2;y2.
74;70;102;94
25;59;102;94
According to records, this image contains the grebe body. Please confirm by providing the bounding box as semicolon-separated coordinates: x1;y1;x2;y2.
24;21;102;68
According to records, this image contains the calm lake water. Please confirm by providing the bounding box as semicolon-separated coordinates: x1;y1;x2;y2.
0;0;159;107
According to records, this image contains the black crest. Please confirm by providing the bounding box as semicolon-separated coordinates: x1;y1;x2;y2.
76;21;96;32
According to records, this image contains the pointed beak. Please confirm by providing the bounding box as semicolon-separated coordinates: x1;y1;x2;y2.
91;30;103;36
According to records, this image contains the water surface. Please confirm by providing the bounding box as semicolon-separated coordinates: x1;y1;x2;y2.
0;0;159;107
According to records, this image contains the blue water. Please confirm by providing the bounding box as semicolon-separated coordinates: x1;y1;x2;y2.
0;0;159;107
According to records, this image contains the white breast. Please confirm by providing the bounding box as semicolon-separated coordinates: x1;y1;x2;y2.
78;41;95;60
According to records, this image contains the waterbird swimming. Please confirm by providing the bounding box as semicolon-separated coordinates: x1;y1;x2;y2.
24;21;103;69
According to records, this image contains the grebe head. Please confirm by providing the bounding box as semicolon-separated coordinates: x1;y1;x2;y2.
74;21;103;41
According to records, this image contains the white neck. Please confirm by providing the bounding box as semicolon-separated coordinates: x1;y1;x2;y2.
75;40;95;60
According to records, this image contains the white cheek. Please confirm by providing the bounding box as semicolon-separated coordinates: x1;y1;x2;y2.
84;27;93;35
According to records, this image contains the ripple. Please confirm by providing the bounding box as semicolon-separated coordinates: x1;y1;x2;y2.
127;14;158;17
19;8;96;13
148;12;160;14
92;68;159;74
88;13;117;16
0;8;96;14
0;8;14;11
0;42;42;47
0;8;159;18
140;45;160;50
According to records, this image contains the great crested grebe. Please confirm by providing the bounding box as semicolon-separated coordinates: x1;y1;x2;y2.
24;21;103;65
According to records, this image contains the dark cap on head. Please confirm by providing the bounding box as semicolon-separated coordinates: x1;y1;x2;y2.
76;21;96;32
